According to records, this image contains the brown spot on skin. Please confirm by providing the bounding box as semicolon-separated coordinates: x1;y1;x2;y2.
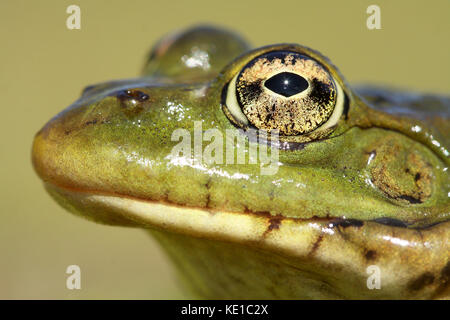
263;215;283;237
330;218;364;229
65;118;102;135
267;216;282;231
433;262;450;298
441;262;450;280
396;194;422;204
364;249;377;262
84;119;97;126
205;178;212;210
330;219;364;240
372;217;408;228
308;234;324;257
408;272;435;291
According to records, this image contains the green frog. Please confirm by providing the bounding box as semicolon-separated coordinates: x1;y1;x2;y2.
32;26;449;299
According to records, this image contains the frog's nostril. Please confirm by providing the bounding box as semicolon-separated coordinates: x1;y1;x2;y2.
117;89;149;103
116;89;150;114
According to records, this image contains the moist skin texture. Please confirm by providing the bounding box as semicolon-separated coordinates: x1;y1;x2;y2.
32;26;449;299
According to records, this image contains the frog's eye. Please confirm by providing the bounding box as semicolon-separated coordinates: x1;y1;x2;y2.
224;51;345;136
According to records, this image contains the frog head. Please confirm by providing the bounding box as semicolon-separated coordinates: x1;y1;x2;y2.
32;26;449;299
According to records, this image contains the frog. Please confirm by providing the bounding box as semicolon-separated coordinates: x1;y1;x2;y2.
32;25;449;299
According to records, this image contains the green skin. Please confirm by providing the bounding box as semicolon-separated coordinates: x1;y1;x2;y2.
33;26;449;299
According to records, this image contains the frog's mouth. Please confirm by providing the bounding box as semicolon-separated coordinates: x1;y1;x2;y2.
43;180;448;245
44;180;443;232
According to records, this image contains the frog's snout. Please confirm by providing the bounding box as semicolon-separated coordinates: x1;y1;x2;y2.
31;81;170;195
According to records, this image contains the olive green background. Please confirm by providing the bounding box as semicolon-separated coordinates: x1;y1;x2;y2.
0;0;449;299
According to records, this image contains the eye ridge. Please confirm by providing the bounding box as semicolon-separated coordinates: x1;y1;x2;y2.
264;72;309;98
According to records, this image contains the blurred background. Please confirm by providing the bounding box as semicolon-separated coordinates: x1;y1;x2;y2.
1;0;449;299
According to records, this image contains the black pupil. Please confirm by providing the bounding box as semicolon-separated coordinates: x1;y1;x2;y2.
264;72;309;97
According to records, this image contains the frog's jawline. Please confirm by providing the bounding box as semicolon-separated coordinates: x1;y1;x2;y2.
45;182;443;231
